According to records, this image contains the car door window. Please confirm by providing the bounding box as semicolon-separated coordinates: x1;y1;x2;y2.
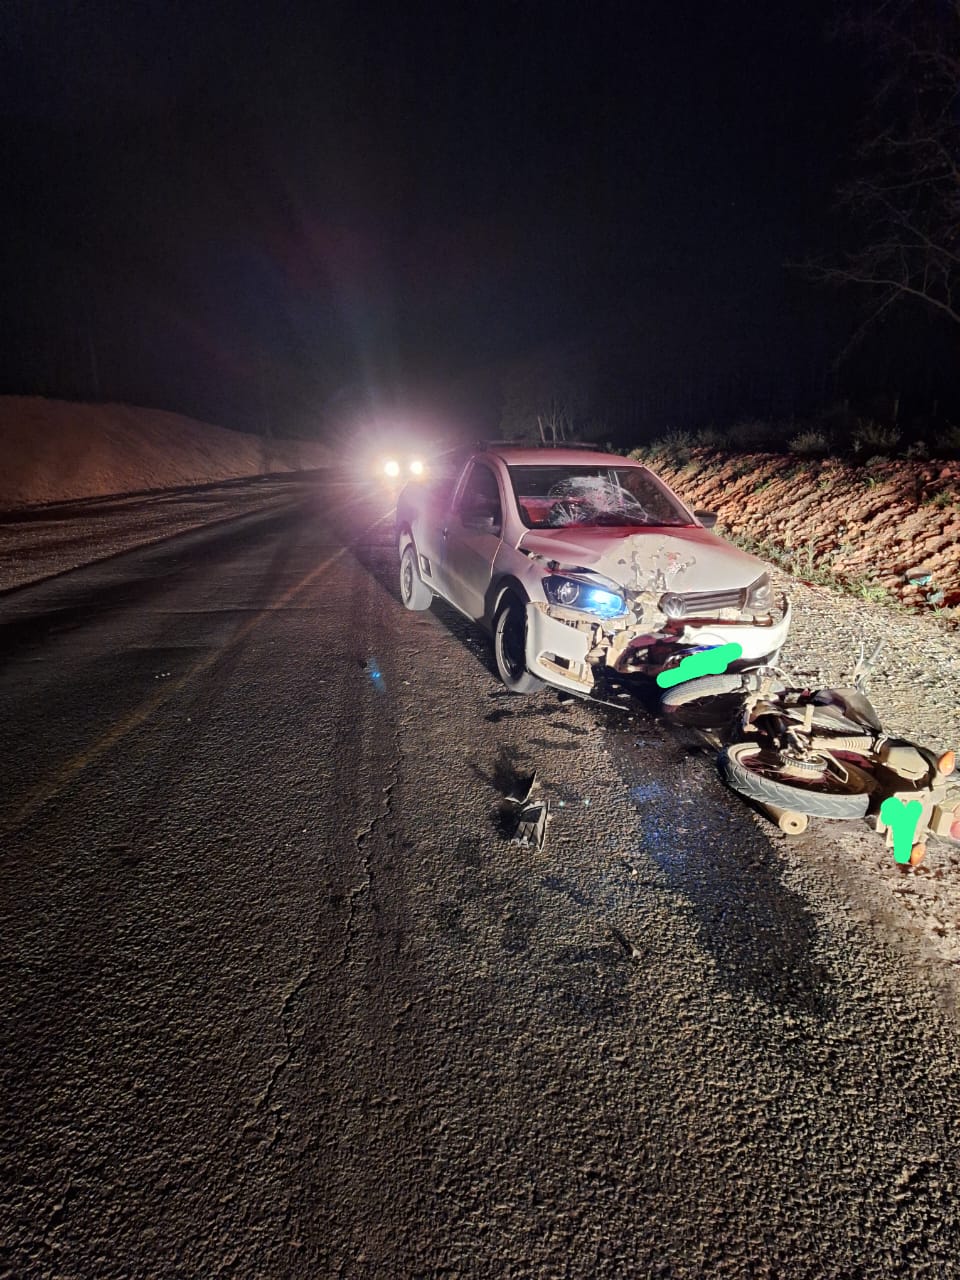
457;463;502;524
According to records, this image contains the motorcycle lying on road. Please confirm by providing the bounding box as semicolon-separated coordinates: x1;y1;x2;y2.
658;646;960;863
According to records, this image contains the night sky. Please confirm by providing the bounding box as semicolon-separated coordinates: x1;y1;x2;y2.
1;1;920;441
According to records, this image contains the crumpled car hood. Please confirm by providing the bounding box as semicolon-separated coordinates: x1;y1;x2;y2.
518;524;768;593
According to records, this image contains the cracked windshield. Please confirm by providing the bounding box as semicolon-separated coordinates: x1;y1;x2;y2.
508;464;693;529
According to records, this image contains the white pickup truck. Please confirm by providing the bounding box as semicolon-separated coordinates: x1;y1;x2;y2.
395;444;791;697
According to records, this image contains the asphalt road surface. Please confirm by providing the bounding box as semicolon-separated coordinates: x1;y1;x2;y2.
2;473;959;1279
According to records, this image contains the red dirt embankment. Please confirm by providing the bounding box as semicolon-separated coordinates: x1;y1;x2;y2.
0;396;333;509
649;448;960;623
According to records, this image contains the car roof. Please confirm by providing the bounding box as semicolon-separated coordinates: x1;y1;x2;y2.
480;446;638;467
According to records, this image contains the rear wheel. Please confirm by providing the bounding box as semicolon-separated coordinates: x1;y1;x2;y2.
399;544;432;611
493;594;543;694
719;740;875;818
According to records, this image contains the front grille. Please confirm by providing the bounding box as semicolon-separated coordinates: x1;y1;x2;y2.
667;588;746;617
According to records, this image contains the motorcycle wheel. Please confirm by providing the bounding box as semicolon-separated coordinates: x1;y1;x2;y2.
719;741;875;819
659;674;786;729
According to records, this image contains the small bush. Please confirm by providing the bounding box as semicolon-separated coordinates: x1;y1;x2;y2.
852;418;900;456
937;423;960;457
693;426;725;449
923;490;954;509
902;440;929;461
642;429;693;467
789;429;830;456
726;419;782;451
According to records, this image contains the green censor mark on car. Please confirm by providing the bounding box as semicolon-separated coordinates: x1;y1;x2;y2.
879;795;924;864
656;642;744;689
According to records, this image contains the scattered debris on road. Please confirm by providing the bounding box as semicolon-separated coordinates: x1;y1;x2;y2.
502;770;551;850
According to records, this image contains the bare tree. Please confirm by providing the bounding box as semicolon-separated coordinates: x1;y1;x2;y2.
499;345;594;442
805;1;960;346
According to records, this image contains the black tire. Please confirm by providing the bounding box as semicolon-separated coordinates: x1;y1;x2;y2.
719;741;874;819
399;544;432;611
660;673;781;729
665;675;757;727
660;673;789;708
493;594;543;694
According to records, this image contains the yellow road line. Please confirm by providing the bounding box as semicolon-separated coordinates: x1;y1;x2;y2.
3;508;394;837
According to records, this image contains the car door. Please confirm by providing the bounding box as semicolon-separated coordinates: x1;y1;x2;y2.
440;460;504;621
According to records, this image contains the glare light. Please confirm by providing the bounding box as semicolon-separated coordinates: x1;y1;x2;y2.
583;587;627;618
409;459;425;476
543;574;626;618
384;459;401;477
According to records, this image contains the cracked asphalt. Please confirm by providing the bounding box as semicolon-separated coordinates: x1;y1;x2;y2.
2;472;960;1279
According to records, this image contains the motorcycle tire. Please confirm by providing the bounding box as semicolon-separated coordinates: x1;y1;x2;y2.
719;741;874;819
659;674;787;729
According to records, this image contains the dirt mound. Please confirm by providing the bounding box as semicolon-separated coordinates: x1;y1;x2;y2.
0;396;333;509
651;448;960;623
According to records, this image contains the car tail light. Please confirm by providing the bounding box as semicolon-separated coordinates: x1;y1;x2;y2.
937;749;955;775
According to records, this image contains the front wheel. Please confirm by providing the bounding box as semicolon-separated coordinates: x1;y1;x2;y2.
399;544;433;611
493;595;543;694
719;740;874;819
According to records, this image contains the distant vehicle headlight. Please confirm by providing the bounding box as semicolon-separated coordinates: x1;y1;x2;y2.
744;573;772;611
543;575;627;619
409;459;425;476
384;459;401;478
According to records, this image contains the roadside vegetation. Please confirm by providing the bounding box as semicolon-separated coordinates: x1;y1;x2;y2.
624;413;960;627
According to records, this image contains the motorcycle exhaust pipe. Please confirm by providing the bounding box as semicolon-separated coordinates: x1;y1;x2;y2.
759;802;809;835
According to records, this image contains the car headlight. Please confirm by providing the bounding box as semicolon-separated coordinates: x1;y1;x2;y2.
543;575;627;619
384;459;401;478
744;573;772;612
409;459;425;476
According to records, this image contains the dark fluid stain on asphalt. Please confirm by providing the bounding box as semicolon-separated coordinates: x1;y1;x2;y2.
469;744;534;797
501;905;540;954
484;708;515;723
453;835;482;868
542;942;633;1023
541;874;595;909
490;803;521;840
436;901;468;940
484;701;562;724
600;710;838;1019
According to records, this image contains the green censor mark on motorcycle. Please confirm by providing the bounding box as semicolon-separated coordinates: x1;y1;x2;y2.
656;642;743;689
879;795;924;864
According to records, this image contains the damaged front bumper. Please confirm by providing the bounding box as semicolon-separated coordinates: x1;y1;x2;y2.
525;593;792;696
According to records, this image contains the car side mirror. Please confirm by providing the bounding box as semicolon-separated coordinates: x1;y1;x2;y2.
695;510;717;529
462;512;500;533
